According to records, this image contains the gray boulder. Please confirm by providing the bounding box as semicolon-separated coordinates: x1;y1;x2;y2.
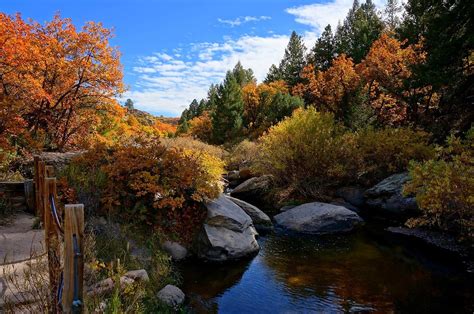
280;205;296;212
195;195;259;262
157;284;185;308
336;186;365;207
365;173;418;216
227;196;273;231
230;175;272;202
162;241;188;261
274;202;363;234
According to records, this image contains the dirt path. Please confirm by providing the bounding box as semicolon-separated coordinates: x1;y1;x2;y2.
0;213;45;265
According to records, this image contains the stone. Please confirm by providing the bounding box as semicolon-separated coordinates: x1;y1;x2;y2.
330;200;360;214
226;170;240;181
365;173;418;216
194;194;259;262
274;202;363;234
280;205;296;212
336;186;365;207
230;175;272;203
227;196;273;231
87;269;149;296
162;241;188;261
156;284;185;308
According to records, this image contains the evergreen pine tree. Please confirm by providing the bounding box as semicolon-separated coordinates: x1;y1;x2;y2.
211;71;244;144
278;31;307;87
384;0;402;30
264;64;282;83
309;24;336;71
124;98;134;110
335;0;383;62
232;61;255;87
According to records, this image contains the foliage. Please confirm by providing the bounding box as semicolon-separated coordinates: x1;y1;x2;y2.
242;80;302;137
211;69;245;144
404;129;474;241
0;13;124;151
100;140;223;230
356;127;434;184
255;107;359;199
335;0;384;63
255;107;434;200
308;24;336;71
399;0;474;138
188;111;213;142
226;140;259;171
294;55;360;119
160;137;227;160
266;31;307;87
357;33;437;125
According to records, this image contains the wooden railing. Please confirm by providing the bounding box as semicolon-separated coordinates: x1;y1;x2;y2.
34;157;85;314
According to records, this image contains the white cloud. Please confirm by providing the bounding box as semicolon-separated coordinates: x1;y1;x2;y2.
217;15;271;27
286;0;389;34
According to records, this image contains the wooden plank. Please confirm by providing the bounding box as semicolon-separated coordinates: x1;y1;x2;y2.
62;204;85;314
36;160;46;221
46;165;55;177
24;179;35;213
44;177;61;313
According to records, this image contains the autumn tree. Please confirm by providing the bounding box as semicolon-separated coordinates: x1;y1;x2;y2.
0;13;124;151
189;111;213;142
293;55;361;119
357;33;437;125
242;80;299;137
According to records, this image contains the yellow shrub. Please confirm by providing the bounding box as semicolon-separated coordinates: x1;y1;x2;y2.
404;131;474;241
255;108;360;199
357;128;435;184
226;140;259;170
160;137;227;160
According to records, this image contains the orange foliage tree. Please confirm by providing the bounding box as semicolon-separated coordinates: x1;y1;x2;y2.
357;33;438;125
293;55;360;118
0;13;124;151
189;111;213;142
242;80;290;136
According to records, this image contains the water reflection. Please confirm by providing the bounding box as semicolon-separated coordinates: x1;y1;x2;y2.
181;230;473;313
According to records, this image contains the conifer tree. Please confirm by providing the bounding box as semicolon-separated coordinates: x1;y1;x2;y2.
211;71;244;144
335;0;383;62
232;61;255;87
384;0;402;30
309;24;336;71
278;31;307;87
264;64;282;83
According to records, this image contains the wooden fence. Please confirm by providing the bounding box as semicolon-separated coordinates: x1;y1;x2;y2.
34;157;85;314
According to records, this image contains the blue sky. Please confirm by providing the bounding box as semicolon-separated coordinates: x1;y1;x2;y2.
1;0;389;116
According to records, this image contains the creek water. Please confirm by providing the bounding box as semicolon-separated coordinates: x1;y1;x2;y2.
180;225;473;313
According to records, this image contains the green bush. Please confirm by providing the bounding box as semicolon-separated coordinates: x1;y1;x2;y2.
404;130;474;241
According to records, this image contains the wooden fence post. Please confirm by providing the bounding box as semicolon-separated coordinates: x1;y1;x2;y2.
45;177;62;313
62;204;85;314
46;165;55;177
34;158;46;221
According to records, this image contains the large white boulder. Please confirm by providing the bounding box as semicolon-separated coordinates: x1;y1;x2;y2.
195;195;259;262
